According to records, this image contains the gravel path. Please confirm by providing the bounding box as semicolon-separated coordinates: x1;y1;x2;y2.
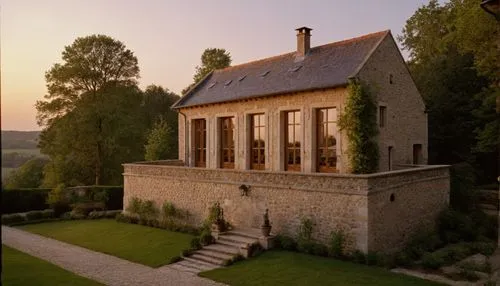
2;226;225;286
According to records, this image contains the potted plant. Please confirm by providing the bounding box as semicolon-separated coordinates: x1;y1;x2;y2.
261;209;272;237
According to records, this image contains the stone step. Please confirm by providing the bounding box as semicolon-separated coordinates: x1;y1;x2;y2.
204;243;241;256
177;260;217;272
182;255;221;268
169;263;199;274
191;253;226;266
218;234;256;245
216;238;247;248
196;249;234;261
226;229;262;240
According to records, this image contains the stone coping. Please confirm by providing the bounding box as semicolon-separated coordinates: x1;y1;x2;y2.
124;160;449;180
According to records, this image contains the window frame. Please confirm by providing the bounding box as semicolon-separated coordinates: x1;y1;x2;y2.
193;119;207;168
316;107;338;173
379;105;387;128
219;117;235;169
250;113;266;170
284;110;302;172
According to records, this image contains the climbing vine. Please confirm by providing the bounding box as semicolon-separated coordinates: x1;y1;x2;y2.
338;79;379;174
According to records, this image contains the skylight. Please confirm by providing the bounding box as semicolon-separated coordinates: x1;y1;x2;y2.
224;80;232;86
289;66;302;72
238;75;247;81
260;71;270;77
208;82;217;89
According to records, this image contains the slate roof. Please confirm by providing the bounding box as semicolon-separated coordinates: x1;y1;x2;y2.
173;30;390;109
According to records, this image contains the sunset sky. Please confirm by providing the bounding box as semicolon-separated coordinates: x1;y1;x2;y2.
1;0;428;131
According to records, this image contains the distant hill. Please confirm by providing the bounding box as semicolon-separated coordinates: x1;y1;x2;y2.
1;130;41;149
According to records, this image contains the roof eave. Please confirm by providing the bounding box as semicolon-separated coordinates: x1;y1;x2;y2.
171;70;215;109
175;82;349;109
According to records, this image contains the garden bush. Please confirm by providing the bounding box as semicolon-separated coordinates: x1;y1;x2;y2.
25;210;44;221
71;201;106;216
329;229;346;258
200;230;214;246
1;214;25;225
41;209;55;219
190;237;202;250
421;252;446;269
1;188;51;214
275;235;297;251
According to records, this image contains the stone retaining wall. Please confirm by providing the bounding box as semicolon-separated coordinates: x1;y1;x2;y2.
123;162;449;253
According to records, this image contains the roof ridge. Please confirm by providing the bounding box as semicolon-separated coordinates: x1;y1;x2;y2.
216;29;390;73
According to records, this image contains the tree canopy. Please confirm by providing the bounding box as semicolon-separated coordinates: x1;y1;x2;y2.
399;0;499;182
36;35;145;186
5;158;49;189
182;48;231;94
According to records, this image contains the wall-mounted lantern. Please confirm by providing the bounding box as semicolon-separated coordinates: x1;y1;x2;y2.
239;184;251;197
481;0;500;20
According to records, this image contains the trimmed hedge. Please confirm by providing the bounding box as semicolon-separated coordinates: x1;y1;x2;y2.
2;186;123;214
1;188;52;214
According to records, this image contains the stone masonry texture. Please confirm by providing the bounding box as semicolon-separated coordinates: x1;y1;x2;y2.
124;162;449;253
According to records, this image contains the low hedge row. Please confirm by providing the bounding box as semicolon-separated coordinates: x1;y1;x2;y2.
1;210;55;226
1;185;124;214
1;188;52;214
115;213;201;236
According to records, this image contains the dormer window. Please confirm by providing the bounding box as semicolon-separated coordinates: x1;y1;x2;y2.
261;71;270;77
208;82;217;89
224;80;232;86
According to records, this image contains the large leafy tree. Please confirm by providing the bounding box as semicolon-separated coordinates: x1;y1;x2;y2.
142;85;180;130
399;0;498;182
144;118;177;161
182;48;231;94
4;158;49;188
36;35;144;186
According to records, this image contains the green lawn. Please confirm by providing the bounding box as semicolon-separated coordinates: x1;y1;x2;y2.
18;219;194;267
200;251;442;286
2;148;41;156
2;245;102;286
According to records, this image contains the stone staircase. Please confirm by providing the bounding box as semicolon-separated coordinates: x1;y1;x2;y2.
169;228;262;274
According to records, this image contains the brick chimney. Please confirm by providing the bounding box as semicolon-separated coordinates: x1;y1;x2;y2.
296;27;312;56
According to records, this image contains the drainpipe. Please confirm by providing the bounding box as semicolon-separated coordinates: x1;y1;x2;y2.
176;109;189;166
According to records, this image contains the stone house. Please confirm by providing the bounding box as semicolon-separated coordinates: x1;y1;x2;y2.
124;28;449;253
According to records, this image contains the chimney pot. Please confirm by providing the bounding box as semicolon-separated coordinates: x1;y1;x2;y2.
296;27;312;56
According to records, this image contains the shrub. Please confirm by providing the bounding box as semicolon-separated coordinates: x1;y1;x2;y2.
351;250;366;264
222;259;233;266
329;229;346;258
248;242;263;257
181;249;194;257
162;201;178;218
41;209;54;219
449;162;477;212
88;211;106;219
71;202;106;216
169;256;182;264
190;237;202;250
297;240;316;254
127;197;142;214
200;230;214;246
458;268;480;282
104;210;122;219
438;209;476;243
366;252;380;266
404;231;444;260
1;188;51;214
275;235;297;251
47;184;70;217
394;252;413;267
1;214;25;225
140;200;158;219
232;254;245;263
421;252;446;269
298;217;314;242
311;242;329;257
470;241;496;256
25;210;44;221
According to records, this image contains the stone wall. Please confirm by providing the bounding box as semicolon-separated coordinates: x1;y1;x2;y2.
123;162;449;253
358;33;428;171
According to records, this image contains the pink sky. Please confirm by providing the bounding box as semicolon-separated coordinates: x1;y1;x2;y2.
0;0;429;131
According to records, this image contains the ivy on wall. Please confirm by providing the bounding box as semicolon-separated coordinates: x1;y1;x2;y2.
338;79;379;174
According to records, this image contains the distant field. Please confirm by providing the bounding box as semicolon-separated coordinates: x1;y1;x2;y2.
2;149;41;156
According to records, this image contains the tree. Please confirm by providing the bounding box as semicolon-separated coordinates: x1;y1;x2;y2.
399;0;498;183
182;48;231;94
142;85;180;130
5;158;49;188
144;118;177;161
36;35;143;186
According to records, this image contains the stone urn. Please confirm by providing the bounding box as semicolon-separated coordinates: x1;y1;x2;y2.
261;209;272;237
